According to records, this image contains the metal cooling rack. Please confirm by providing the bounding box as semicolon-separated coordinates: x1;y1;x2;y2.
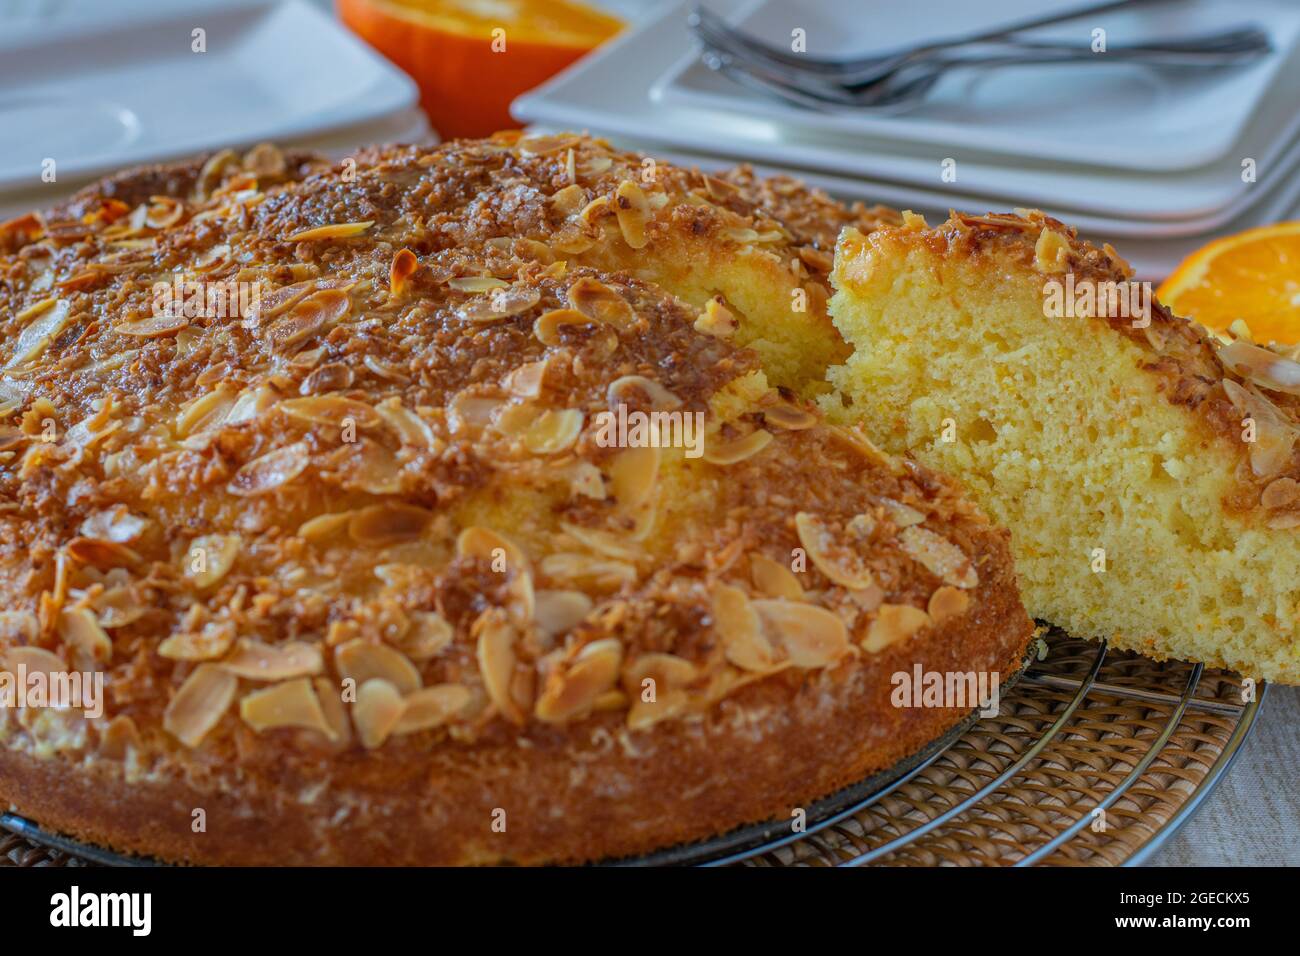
0;627;1265;868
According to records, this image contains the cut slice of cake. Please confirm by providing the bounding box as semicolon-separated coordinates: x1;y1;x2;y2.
825;210;1300;684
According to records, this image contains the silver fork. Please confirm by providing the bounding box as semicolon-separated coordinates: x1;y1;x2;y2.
690;0;1179;88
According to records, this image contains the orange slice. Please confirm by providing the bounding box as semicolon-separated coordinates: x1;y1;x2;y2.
1158;221;1300;345
337;0;623;139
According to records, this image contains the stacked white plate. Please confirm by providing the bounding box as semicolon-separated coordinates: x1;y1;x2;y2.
0;0;432;220
516;0;1300;277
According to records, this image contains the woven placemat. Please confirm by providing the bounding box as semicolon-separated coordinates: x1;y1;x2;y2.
0;629;1260;868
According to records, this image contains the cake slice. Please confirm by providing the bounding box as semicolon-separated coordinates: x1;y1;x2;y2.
824;211;1300;683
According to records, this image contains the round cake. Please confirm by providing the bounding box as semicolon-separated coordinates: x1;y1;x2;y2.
0;136;1032;864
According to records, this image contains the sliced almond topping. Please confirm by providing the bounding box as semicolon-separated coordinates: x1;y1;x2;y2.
1262;476;1300;510
353;678;405;748
560;522;639;561
2;645;66;675
115;313;189;338
314;676;352;744
898;526;979;588
534;590;593;636
348;503;432;547
457;526;529;574
714;584;777;671
523;408;583;455
535;638;623;723
1034;228;1070;273
447;275;508;294
220;639;323;681
693;297;738;338
568;461;607;500
1219;339;1300;397
609;445;659;512
66;536;141;570
98;715;142;760
927;586;970;625
753;599;848;668
457;286;540;322
394;683;471;735
400;611;454;660
607;374;682;412
298;511;353;543
703;429;773;465
79;505;147;544
475;612;523;724
750;553;804;600
623;653;696;730
882;499;926;528
550;183;588;216
535;307;599;346
279;395;380;430
567;277;635;329
159;622;237;662
374;398;441;450
185;533;241;589
227;442;310;496
164;664;237;748
519;133;579;156
863;603;930;653
1223;379;1299;478
503;359;549;399
301;361;353;395
760;397;818;430
614;180;651;249
285;221;373;242
176;384;238;437
539;553;636;590
239;678;335;738
795;512;874;589
389;248;418;296
58;608;112;666
335;639;421;695
6;299;70;369
447;392;503;435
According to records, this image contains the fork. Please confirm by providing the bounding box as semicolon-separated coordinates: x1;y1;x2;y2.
690;0;1180;88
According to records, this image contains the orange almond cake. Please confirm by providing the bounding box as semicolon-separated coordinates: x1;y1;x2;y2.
0;137;1032;865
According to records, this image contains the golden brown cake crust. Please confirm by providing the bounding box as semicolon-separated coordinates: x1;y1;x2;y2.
0;139;1032;865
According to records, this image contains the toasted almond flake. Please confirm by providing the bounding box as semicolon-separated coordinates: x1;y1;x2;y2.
164;664;237;748
342;438;404;495
578;195;610;228
447;392;502;434
457;526;529;573
540;553;637;589
184;533;241;589
494;402;541;436
1266;511;1300;529
224;382;280;426
176;384;238;437
536;638;623;723
58;608;113;666
400;611;454;660
6;299;71;369
795;512;873;589
568;461;607;500
389;248;418;296
475;612;522;724
348;502;432;547
535;307;599;346
239;677;334;738
550;183;588;216
66;536;141;570
447;275;508;294
519;133;579;156
863;604;931;653
98;715;143;760
279;395;380;431
523;408;583;455
714;584;777;671
534;590;593;636
335;639;421;695
227;441;310;496
927;586;970;624
561;522;639;561
1223;379;1298;477
266;289;351;353
898;526;979;588
285;221;373;242
693;297;737;338
750;553;804;600
79;505;147;544
882;499;926;528
159;622;237;661
1219;339;1300;397
394;683;471;734
761;396;818;430
457;286;540;322
753;599;848;668
298;511;353;542
314;676;352;744
503;359;549;399
827;424;894;468
220;639;323;681
300;361;353;395
353;678;405;748
567;277;636;329
607;374;682;412
623;653;696;730
704;429;773;466
1262;476;1300;510
609;445;659;511
243;142;285;178
89;585;148;629
2;645;66;675
614;180;651;249
114;313;189;338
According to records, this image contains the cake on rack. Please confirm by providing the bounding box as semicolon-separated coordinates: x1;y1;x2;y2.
0;135;1031;865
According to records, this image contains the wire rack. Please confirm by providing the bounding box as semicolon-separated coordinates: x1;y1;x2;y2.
0;627;1265;868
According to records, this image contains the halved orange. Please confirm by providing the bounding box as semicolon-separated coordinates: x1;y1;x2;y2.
337;0;623;139
1158;221;1300;344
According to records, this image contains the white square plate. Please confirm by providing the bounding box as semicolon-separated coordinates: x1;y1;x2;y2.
0;0;417;193
654;0;1300;173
